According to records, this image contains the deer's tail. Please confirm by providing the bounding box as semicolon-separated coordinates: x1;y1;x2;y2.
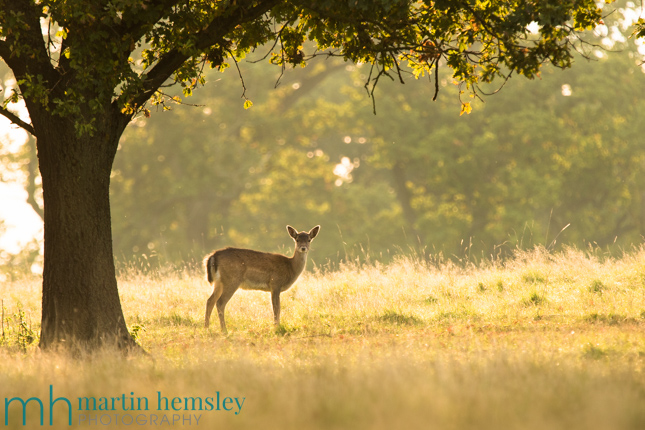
204;253;218;284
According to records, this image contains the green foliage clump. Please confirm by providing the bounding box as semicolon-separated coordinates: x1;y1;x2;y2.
156;313;195;327
584;313;631;325
522;292;547;307
0;303;38;353
589;279;605;294
129;324;146;342
377;309;423;326
582;343;611;360
523;272;547;285
424;296;438;305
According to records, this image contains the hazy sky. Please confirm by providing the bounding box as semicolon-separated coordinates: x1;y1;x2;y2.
0;116;42;253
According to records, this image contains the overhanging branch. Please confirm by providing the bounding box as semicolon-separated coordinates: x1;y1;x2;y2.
121;0;280;113
0;106;35;136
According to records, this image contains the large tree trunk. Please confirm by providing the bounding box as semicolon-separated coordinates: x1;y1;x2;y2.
35;112;136;351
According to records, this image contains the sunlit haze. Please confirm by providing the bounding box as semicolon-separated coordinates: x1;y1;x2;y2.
0;115;42;254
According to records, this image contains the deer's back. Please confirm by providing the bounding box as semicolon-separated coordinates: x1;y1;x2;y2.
213;247;294;291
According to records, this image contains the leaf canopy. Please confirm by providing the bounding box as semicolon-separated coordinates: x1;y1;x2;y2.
0;0;605;132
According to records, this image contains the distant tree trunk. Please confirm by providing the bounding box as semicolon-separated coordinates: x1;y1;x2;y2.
34;109;136;351
391;162;425;252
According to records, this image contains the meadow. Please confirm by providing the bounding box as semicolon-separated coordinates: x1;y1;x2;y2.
1;246;645;429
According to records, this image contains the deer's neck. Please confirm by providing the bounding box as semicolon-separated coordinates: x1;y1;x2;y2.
290;249;308;277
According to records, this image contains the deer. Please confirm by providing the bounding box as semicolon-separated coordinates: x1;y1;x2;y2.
203;225;320;333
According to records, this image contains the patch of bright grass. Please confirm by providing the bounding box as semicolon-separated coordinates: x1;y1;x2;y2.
522;291;547;307
424;296;438;305
522;271;547;284
582;342;612;360
155;312;195;326
377;309;423;326
589;279;605;294
584;313;633;325
275;323;299;336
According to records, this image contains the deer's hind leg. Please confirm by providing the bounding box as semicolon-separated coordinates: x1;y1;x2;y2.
216;280;241;334
205;280;224;329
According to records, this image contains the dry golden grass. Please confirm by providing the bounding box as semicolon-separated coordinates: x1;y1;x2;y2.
1;246;645;429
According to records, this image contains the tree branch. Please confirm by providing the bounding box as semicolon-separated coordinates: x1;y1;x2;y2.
117;0;183;43
2;0;60;100
0;106;35;135
121;0;280;111
3;0;51;66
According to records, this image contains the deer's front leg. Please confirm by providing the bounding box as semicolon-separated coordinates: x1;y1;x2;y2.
271;290;281;326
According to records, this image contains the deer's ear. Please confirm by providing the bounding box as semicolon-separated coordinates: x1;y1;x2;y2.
287;225;298;239
309;225;320;239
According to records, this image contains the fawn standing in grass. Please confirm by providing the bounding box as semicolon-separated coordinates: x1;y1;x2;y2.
203;225;320;333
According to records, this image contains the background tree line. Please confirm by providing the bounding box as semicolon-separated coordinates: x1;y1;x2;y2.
3;20;645;274
112;45;645;268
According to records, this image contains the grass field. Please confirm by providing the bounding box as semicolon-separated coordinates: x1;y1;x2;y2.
1;246;645;429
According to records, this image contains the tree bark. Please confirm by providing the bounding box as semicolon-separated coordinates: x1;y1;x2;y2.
35;112;136;351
